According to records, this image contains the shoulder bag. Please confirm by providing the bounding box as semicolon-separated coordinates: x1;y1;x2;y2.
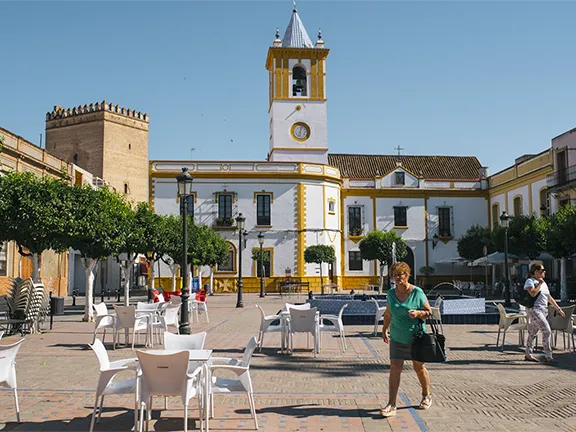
411;319;446;363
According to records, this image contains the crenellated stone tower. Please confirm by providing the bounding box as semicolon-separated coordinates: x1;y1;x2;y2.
45;102;149;204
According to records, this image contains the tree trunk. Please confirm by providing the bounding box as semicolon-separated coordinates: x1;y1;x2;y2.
379;262;384;295
122;258;136;307
169;264;180;292
82;258;98;322
560;257;567;303
149;259;155;289
209;266;214;294
31;253;41;283
198;267;203;290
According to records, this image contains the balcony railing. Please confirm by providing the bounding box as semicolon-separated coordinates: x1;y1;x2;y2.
547;165;576;189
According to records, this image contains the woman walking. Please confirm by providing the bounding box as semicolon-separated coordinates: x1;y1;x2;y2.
524;263;564;363
380;262;433;417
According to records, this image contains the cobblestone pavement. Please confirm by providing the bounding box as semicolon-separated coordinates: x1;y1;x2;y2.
0;293;575;432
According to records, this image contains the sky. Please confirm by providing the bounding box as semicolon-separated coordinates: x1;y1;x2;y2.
2;1;576;175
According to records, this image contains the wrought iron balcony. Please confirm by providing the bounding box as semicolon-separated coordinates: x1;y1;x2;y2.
547;165;576;189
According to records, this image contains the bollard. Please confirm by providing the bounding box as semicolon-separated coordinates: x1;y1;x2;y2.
107;288;110;300
308;290;313;300
116;289;121;303
72;289;78;307
49;291;54;330
101;289;105;303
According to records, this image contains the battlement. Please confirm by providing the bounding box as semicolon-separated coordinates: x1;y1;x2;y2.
46;101;149;123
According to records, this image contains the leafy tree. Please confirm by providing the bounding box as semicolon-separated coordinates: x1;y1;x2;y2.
200;228;229;294
0;172;72;282
541;205;576;302
492;215;544;260
304;244;336;295
64;184;133;321
359;230;407;293
457;225;494;261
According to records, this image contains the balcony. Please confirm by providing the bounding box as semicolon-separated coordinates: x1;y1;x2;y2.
213;217;237;230
547;165;576;190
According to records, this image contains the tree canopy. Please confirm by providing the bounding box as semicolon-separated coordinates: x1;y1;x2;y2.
304;244;335;265
359;230;407;266
457;224;494;261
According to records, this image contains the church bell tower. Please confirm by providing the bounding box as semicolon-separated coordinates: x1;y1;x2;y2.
266;7;329;164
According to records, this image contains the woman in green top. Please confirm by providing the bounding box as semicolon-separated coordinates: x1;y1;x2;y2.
380;262;433;418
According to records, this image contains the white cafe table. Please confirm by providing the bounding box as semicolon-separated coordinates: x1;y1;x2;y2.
137;349;213;432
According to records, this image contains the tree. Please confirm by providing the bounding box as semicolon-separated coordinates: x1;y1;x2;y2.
492;215;544;260
304;244;335;295
0;172;72;282
457;225;494;261
201;229;229;294
64;184;133;321
542;205;576;302
359;230;407;293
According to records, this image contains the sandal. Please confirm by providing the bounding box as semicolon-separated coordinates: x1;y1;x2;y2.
524;355;539;362
380;404;396;417
419;395;433;410
543;356;556;364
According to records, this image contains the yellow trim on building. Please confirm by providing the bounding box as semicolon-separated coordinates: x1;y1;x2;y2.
424;197;429;267
253;191;274;204
295;183;306;277
342;188;488;199
271;147;329;152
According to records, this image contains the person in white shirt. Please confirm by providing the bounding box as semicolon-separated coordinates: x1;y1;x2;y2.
524;263;564;363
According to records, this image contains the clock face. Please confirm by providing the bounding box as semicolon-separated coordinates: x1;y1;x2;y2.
291;122;310;142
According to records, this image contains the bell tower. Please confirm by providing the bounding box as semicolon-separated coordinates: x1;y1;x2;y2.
265;7;329;164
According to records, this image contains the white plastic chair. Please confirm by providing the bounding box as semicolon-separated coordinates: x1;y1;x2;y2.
190;300;209;323
0;331;4;340
88;339;138;432
0;338;24;423
371;299;386;336
495;303;527;351
430;297;444;334
150;303;180;346
164;332;207;351
255;305;282;352
209;337;258;430
548;305;576;351
113;306;150;350
282;303;311;312
157;293;166;303
319;304;348;353
92;303;116;345
288;307;319;357
137;350;205;432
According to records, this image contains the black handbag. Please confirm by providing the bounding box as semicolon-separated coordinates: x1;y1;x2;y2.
411;319;446;363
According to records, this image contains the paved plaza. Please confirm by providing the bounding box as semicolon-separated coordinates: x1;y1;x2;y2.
0;293;575;432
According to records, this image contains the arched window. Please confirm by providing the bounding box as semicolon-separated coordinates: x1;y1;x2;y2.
491;203;500;228
513;196;522;217
292;66;307;97
124;183;129;194
216;242;236;273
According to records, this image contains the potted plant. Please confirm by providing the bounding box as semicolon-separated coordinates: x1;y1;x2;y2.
349;227;363;236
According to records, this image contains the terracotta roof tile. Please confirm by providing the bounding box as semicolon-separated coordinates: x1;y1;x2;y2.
327;154;482;180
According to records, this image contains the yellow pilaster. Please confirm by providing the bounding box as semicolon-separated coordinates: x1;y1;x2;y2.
296;183;306;277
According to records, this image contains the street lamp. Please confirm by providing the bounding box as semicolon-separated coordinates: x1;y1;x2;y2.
258;232;266;298
500;211;511;307
177;167;194;334
145;251;154;302
235;213;246;308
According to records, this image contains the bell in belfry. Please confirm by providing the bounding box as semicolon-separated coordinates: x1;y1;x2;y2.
293;79;306;96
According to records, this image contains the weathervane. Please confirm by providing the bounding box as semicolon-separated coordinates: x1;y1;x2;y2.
293;0;297;11
395;145;404;156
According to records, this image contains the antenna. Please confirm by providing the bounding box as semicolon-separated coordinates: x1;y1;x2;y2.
39;133;43;149
293;0;297;10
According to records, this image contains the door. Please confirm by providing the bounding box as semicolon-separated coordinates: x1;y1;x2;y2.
557;150;567;184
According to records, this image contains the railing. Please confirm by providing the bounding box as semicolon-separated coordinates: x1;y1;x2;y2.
547;165;576;188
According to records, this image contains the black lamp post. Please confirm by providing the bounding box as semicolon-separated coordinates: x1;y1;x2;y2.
145;251;154;302
235;213;246;308
500;211;511;307
177;167;194;334
258;232;266;298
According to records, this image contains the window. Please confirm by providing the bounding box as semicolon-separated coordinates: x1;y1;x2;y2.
394;206;407;227
513;196;522;217
492;203;500;228
348;251;363;271
123;183;129;194
217;243;235;272
560;198;571;208
395;172;405;186
539;189;548;216
255;250;272;277
218;194;233;219
292;66;307;96
348;206;363;236
256;194;271;226
0;241;7;277
438;207;452;237
128;143;131;150
328;200;335;214
180;194;195;219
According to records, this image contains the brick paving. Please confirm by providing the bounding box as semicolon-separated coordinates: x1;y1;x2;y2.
0;293;575;432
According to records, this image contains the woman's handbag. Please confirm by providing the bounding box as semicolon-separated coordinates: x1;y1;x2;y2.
411;319;446;363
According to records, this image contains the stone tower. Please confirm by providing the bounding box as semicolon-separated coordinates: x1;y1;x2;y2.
45;102;149;204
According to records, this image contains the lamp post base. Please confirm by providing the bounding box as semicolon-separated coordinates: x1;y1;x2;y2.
236;301;244;308
179;323;191;335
